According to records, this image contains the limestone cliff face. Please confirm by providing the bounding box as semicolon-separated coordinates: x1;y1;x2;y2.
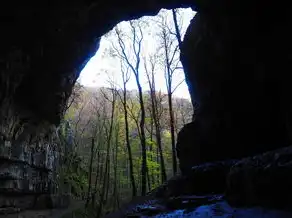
0;138;60;211
178;2;292;171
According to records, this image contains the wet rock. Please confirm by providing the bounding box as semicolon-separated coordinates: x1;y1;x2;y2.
127;203;167;217
165;195;224;210
106;194;292;218
226;145;292;210
151;160;236;198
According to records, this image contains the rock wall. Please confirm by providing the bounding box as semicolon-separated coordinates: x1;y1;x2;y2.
0;139;60;213
177;2;292;172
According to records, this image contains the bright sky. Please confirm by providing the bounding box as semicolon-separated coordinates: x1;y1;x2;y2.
79;8;196;100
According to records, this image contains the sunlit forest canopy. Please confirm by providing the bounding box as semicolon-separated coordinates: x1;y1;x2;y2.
59;8;195;217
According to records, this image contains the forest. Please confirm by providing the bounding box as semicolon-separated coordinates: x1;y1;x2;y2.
57;8;195;217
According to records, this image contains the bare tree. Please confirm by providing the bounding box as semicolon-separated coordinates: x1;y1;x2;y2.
144;55;167;182
171;9;183;50
112;121;120;210
157;13;185;175
112;20;148;196
85;96;106;208
97;87;117;217
65;81;83;112
115;60;137;197
85;138;95;207
90;101;107;208
70;98;92;152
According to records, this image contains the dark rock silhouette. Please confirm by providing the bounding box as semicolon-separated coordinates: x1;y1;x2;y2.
178;3;292;171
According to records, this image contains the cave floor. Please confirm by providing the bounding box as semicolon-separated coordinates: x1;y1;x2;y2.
147;200;292;218
1;195;291;218
106;195;292;218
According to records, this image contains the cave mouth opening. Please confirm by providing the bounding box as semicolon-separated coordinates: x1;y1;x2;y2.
59;7;197;201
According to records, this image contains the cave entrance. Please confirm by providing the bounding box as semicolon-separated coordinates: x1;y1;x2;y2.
60;7;196;208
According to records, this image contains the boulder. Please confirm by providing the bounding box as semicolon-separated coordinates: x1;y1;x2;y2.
226;145;292;210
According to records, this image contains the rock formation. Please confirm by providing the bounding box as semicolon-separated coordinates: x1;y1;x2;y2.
0;137;62;213
105;146;292;217
178;2;292;172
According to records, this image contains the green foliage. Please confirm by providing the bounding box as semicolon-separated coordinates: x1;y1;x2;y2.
58;85;192;211
57;151;89;197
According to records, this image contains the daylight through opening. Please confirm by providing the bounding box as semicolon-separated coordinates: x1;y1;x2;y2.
61;8;196;213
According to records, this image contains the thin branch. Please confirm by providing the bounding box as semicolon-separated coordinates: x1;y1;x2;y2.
171;79;185;94
169;44;179;66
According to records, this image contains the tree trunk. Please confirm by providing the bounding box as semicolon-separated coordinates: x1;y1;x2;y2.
137;82;147;196
152;93;167;182
96;151;109;218
168;92;177;175
112;126;119;210
156;146;160;184
85;138;95;207
104;156;110;204
145;57;167;183
122;87;137;197
114;20;147;196
92;149;100;208
164;35;178;175
149;120;155;186
171;9;183;50
96;91;116;218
